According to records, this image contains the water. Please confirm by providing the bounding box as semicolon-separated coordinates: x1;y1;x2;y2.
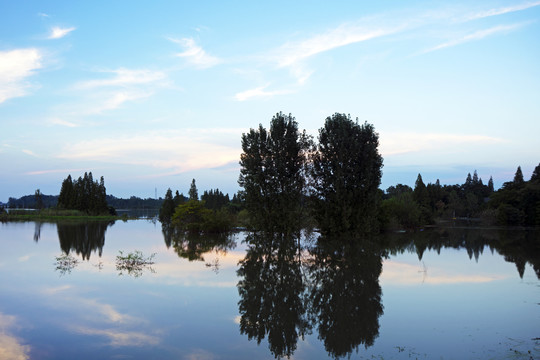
0;220;538;359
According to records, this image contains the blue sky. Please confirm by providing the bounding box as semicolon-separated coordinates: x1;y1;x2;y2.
1;1;539;201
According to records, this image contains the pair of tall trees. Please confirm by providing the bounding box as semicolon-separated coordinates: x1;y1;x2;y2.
239;112;383;235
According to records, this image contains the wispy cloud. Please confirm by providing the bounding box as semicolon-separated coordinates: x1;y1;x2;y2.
73;327;159;347
234;85;294;101
67;68;168;115
91;90;152;114
275;22;402;68
380;132;505;156
22;149;37;157
48;26;76;39
48;118;79;127
25;168;86;176
57;129;241;173
0;48;42;104
463;1;540;21
169;37;222;69
423;23;526;53
41;285;72;295
75;68;166;89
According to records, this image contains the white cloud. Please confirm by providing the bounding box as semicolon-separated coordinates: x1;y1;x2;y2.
464;1;540;21
26;168;86;176
67;68;168;115
41;285;72;295
423;23;525;53
234;85;294;101
57;129;242;174
21;149;37;157
170;37;222;69
184;349;217;360
275;22;401;68
91;90;152;113
48;118;79;127
0;48;42;103
73;327;159;347
0;313;30;360
48;26;76;39
76;68;167;89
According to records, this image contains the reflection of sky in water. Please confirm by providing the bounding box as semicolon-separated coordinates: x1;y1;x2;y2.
0;221;538;359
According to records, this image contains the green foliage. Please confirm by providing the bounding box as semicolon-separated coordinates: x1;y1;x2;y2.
172;199;210;232
310;114;383;235
489;173;540;226
380;192;422;230
239;112;312;232
172;199;234;233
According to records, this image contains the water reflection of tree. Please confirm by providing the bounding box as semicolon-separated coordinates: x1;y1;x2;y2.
166;226;236;263
237;227;540;359
382;228;540;280
57;221;114;260
34;221;43;242
237;232;309;359
307;237;385;359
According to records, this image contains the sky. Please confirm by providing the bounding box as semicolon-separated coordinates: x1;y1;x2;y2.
1;0;539;202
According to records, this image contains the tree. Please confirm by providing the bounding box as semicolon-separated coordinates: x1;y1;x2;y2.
488;176;494;192
514;166;524;186
310;114;383;235
189;179;198;201
174;190;186;207
34;189;44;210
58;175;74;209
530;163;540;183
413;174;428;206
159;188;176;224
239;112;311;232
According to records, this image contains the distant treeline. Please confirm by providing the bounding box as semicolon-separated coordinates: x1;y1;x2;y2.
6;193;164;210
382;165;540;229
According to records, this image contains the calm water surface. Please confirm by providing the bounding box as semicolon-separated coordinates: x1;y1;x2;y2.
0;220;538;359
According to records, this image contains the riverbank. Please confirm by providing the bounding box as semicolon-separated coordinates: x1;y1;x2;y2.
0;209;133;222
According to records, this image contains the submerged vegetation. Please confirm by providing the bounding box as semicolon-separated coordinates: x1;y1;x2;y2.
54;253;80;276
116;250;156;277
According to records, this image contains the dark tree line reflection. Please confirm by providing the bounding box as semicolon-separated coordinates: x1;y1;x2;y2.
162;225;236;272
237;232;385;359
57;221;114;260
236;227;540;359
237;233;309;358
381;227;540;280
307;237;385;358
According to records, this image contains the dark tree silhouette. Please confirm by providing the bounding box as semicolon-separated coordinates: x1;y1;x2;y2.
310;114;383;235
239;112;311;232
